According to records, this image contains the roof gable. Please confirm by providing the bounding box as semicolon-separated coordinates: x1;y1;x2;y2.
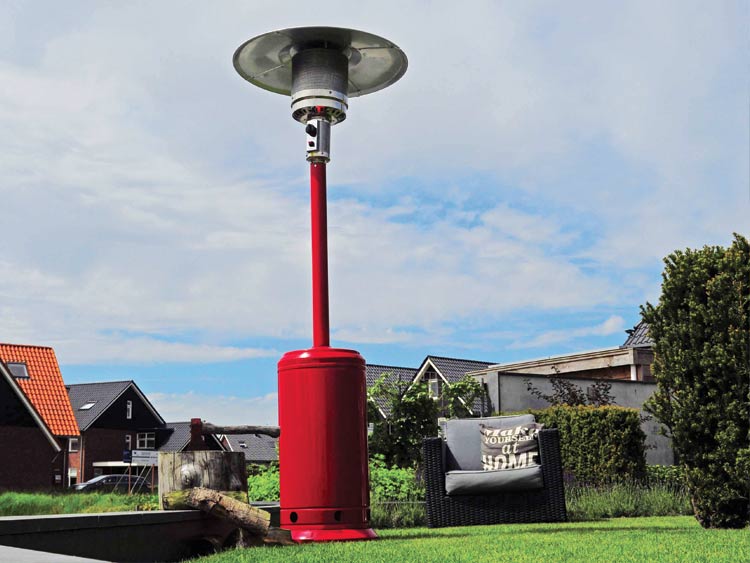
67;380;165;431
415;356;496;416
0;343;79;436
424;356;496;384
0;360;61;450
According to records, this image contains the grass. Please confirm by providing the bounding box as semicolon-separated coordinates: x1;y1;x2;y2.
197;517;749;563
565;482;692;520
369;482;691;528
0;491;158;516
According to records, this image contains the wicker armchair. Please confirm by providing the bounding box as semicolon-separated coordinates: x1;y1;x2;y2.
423;428;567;527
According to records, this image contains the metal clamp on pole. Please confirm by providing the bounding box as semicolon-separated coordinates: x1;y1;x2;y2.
305;118;331;162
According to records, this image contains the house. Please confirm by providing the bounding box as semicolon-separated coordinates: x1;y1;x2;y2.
160;421;224;452
66;381;166;484
467;324;671;464
479;323;654;383
413;356;495;416
0;360;64;489
0;343;80;489
365;356;495;420
365;364;417;419
222;434;278;465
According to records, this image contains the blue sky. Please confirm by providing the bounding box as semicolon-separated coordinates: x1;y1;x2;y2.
1;1;747;424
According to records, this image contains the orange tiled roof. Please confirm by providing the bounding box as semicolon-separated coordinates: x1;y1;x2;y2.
0;343;80;437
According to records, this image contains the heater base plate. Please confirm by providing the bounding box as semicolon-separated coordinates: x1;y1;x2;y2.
290;528;378;543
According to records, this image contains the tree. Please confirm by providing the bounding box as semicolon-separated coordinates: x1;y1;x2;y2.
441;375;486;418
368;373;439;468
525;367;616;407
643;234;749;529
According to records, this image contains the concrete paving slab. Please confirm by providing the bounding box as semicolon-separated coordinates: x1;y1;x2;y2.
0;544;110;562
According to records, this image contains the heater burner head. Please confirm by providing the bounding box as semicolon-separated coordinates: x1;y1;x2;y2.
233;26;408;124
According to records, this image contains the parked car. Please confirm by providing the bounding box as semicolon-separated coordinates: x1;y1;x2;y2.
73;474;151;493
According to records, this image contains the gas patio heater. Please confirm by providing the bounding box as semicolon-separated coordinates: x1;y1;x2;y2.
233;27;407;542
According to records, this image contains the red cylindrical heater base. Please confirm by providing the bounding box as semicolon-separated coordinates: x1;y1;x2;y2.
278;347;376;542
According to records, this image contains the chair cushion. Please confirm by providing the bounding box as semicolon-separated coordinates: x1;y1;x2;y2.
445;465;544;495
479;422;544;471
443;414;535;471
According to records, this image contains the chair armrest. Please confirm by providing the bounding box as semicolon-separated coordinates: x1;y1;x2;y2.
423;437;446;495
537;428;564;490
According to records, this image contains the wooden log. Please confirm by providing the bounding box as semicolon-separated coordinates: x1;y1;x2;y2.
162;488;295;546
201;423;281;438
162;489;249;508
162;488;270;536
189;419;280;449
158;451;247;510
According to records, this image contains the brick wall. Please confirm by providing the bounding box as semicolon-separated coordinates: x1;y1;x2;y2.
80;428;134;482
0;425;63;490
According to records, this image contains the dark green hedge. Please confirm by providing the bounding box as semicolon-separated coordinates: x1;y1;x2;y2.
531;405;647;485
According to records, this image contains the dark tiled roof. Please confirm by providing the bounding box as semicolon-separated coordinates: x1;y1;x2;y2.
365;364;417;417
426;356;496;384
67;381;133;430
622;322;653;348
159;421;191;451
158;421;223;452
425;356;496;416
225;433;278;463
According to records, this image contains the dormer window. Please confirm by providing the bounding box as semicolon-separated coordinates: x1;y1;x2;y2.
79;401;97;411
7;362;29;379
126;400;132;420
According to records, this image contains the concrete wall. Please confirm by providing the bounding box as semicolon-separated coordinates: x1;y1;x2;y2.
476;372;673;465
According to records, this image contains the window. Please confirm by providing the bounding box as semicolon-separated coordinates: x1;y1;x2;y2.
79;401;97;411
68;437;80;452
136;432;155;449
125;435;132;450
68;468;77;487
126;400;133;420
428;379;440;399
7;362;29;379
238;440;247;448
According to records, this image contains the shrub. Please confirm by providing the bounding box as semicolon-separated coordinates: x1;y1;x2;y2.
646;465;687;490
369;455;424;502
531;405;647;485
368;375;438;468
643;234;750;528
246;464;279;502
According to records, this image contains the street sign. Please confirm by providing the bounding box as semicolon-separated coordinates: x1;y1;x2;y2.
131;450;159;466
122;449;132;463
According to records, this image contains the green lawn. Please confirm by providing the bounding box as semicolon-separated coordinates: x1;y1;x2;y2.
0;491;158;516
198;517;749;563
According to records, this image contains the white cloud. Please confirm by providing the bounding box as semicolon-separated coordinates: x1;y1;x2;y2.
510;315;627;349
53;336;277;365
0;1;746;364
149;391;278;426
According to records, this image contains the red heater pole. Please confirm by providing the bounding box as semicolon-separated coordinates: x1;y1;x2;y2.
310;162;330;348
234;26;406;544
276;140;375;542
